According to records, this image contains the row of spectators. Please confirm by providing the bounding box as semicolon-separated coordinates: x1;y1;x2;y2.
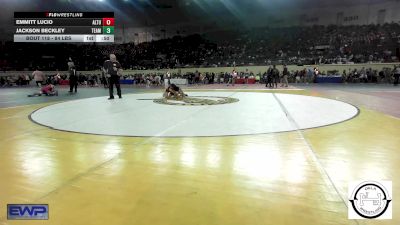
206;23;400;66
0;72;102;87
1;66;398;87
0;24;399;71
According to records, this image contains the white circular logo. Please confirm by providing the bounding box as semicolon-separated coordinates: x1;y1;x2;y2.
153;96;239;106
349;181;391;219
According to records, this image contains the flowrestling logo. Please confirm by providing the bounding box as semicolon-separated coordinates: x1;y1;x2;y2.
7;204;49;220
348;181;392;219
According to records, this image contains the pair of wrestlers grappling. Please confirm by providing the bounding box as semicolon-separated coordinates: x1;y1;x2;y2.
29;83;186;99
28;84;58;97
163;83;188;100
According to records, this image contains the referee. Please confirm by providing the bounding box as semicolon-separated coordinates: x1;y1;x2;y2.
103;54;122;99
68;60;77;93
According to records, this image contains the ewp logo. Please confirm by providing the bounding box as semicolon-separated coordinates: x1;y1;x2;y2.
7;204;49;220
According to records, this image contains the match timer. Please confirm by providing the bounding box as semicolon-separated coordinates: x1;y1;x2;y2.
13;12;115;43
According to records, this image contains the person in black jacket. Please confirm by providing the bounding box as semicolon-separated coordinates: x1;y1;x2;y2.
266;66;273;88
281;65;289;87
103;54;122;99
68;60;77;93
393;65;400;86
272;65;280;88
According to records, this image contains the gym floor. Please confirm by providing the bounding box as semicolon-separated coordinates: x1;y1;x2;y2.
0;84;399;225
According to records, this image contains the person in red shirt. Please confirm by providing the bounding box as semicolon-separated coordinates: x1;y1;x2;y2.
28;84;58;97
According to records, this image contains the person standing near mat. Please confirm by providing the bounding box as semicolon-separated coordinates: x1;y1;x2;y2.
272;65;279;88
281;65;289;87
32;68;45;87
68;60;78;93
393;65;400;86
228;69;237;86
101;69;108;88
103;54;122;99
165;71;171;86
266;66;273;88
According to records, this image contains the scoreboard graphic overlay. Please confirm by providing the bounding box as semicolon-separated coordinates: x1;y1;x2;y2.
14;12;114;43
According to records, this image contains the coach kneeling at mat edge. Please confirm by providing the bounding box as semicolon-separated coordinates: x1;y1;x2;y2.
103;54;123;99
